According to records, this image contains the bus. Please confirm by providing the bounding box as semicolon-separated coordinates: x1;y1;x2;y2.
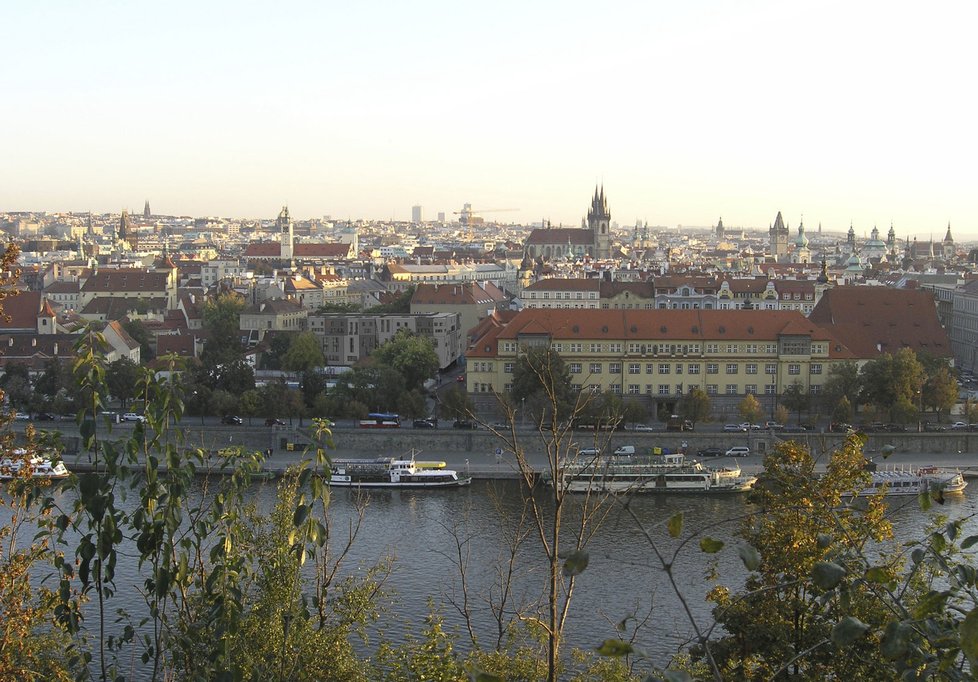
358;413;401;429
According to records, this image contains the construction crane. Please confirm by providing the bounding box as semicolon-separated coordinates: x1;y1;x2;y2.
453;205;520;239
453;205;519;225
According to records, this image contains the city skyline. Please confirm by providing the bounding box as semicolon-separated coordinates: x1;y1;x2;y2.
2;1;975;238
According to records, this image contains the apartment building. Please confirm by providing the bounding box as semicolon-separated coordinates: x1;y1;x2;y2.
307;312;462;369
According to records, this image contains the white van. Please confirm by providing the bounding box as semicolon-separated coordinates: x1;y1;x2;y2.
613;445;636;457
725;446;750;457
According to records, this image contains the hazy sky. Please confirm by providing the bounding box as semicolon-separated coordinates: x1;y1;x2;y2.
2;1;975;238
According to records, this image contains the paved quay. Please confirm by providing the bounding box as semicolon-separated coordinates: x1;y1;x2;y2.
18;421;978;481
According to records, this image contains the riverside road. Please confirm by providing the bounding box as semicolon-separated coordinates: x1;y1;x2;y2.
14;419;978;480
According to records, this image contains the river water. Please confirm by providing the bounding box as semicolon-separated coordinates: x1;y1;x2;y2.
11;477;978;678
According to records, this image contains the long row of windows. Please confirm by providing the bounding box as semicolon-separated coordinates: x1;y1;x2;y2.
498;341;826;356
505;361;824;376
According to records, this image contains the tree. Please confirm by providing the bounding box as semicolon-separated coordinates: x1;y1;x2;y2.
367;286;414;314
438;385;474;421
34;358;69;399
774;404;789;426
822;361;861;412
239;389;261;424
122;318;155;362
702;435;892;678
737;393;763;424
922;364;957;420
282;332;325;373
678;387;711;426
621;398;647;426
200;292;245;369
260;332;293;371
858;348;925;422
781;381;810;424
371;330;438;393
832;395;853;425
105;358;142;409
509;345;577;426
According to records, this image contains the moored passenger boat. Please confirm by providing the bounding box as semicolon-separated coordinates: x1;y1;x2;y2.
0;453;70;480
328;453;471;488
859;463;967;497
555;453;756;494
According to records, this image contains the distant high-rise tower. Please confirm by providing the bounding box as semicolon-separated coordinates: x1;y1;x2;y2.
715;217;725;240
587;185;611;259
437;212;445;222
411;205;423;224
276;206;294;261
769;211;789;260
143;200;151;219
118;209;137;250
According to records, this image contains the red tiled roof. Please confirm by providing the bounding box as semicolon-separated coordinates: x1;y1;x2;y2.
523;279;600;292
808;286;951;358
81;269;169;293
243;242;282;258
411;282;506;306
294;243;353;258
0;291;42;330
468;308;852;358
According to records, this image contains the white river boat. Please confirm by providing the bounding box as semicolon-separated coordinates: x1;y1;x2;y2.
556;453;756;494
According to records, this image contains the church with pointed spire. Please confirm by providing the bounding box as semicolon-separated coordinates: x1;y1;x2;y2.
523;185;613;262
769;211;790;261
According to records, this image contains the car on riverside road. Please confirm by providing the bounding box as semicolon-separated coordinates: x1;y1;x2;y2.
696;447;725;457
265;418;286;427
723;424;747;432
725;446;751;457
122;412;146;423
221;415;243;425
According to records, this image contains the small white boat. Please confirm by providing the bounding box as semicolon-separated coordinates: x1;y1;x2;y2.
860;463;967;497
555;453;757;494
328;452;471;489
0;453;70;480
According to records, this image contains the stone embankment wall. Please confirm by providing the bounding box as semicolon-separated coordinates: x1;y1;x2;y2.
15;423;978;459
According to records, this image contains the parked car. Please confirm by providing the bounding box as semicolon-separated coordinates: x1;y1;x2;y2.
455;375;465;383
121;412;146;423
578;447;601;456
829;422;852;432
452;419;476;429
34;412;57;421
739;422;762;431
14;412;30;421
950;421;969;430
924;422;947;432
265;418;286;427
725;446;751;457
221;415;243;425
764;421;784;430
723;424;747;432
613;445;636;457
626;423;656;432
412;417;438;428
697;447;725;457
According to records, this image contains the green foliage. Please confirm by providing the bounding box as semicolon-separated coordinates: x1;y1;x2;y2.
780;380;810;423
438;385;474;420
122;318;155;362
736;394;762;424
701;435;894;679
371;329;438;392
366;287;414;314
923;364;958;418
677;387;710;426
200;292;245;368
858;348;926;422
282;331;325;373
105;357;142;409
509;345;577;427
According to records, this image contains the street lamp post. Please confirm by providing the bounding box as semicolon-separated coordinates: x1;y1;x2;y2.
917;388;923;432
521;397;525;427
